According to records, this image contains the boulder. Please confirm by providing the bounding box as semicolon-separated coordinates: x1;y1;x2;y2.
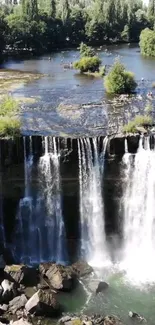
104;316;123;325
96;282;109;295
59;316;71;324
129;311;146;322
1;280;18;304
9;294;27;314
71;261;93;277
25;289;61;316
4;265;38;287
0;317;9;325
11;318;32;325
39;264;75;291
0;305;8;315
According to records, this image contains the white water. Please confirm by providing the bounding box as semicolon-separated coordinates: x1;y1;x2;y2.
121;136;155;284
78;137;111;267
38;136;67;264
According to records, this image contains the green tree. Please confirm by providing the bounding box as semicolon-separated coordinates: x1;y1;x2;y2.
79;42;95;57
139;28;155;56
74;56;101;73
104;60;137;94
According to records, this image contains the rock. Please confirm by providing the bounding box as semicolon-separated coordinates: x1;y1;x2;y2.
25;289;61;317
104;316;123;325
0;258;5;270
0;305;8;314
136;126;147;134
1;280;18;304
0;317;9;325
71;261;93;277
39;264;75;291
9;294;27;314
11;318;33;325
96;282;109;294
129;311;146;322
4;265;38;287
59;316;71;323
83;321;92;325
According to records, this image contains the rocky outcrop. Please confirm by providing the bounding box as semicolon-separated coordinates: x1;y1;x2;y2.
11;318;33;325
9;294;27;314
39;263;75;291
129;311;146;322
104;316;123;325
25;289;61;316
71;261;93;277
4;265;38;287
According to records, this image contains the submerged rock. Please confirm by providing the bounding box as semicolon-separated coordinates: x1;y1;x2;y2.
4;265;38;287
96;282;109;294
9;294;27;314
129;311;146;322
25;289;61;316
39;263;75;291
71;261;93;277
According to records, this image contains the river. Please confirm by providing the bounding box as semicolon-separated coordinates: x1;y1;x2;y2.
2;44;155;137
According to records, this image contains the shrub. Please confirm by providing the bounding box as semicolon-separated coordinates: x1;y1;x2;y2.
0;117;21;137
0;96;20;137
79;42;95;58
123;115;153;133
139;28;155;57
0;95;19;116
74;56;101;73
104;61;137;94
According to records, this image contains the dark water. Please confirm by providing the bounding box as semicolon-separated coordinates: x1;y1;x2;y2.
3;44;155;137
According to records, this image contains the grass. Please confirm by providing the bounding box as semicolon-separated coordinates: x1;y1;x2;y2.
0;96;21;137
123;115;153;133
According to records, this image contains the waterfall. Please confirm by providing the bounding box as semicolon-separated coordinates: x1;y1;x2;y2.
13;136;67;265
78;137;110;267
38;136;67;264
121;136;155;284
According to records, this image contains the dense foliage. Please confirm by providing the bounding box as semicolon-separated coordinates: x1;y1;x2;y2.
0;0;152;58
104;61;137;94
123;115;153;133
139;28;155;56
74;56;101;73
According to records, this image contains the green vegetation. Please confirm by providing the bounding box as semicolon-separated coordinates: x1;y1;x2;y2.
139;28;155;57
0;0;152;59
0;96;20;137
74;56;101;73
104;61;137;94
123;115;153;133
79;43;95;58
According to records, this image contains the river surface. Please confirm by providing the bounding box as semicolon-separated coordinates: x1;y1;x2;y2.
2;44;155;137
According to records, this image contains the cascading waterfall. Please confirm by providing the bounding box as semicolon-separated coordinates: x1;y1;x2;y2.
37;136;67;264
121;136;155;283
13;136;67;264
78;137;110;267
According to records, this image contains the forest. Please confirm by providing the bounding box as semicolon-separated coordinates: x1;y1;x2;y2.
0;0;155;58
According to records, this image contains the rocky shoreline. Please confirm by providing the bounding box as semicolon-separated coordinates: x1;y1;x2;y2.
0;259;146;325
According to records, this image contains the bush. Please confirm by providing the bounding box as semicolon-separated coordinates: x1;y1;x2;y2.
104;61;137;94
79;42;95;57
0;95;19;116
139;28;155;57
123;115;153;133
0;117;21;137
74;56;101;73
0;96;20;137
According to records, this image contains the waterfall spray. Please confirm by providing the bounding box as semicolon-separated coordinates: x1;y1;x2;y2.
121;136;155;284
